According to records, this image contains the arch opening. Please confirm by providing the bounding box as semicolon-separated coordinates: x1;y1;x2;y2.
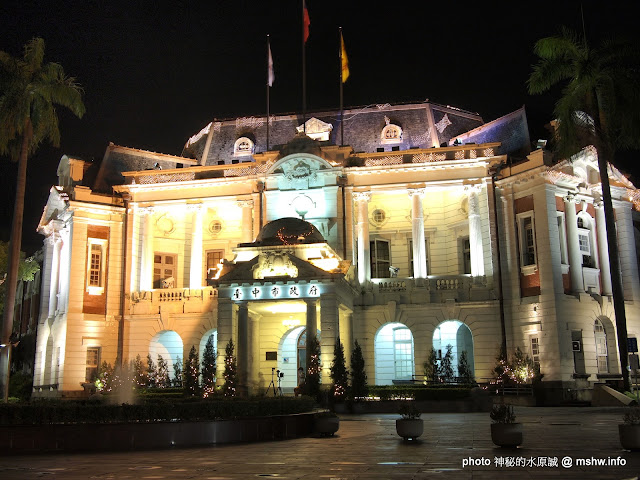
149;330;184;382
432;320;474;380
374;322;414;385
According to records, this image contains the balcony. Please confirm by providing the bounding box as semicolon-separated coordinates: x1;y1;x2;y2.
369;275;493;304
130;287;218;315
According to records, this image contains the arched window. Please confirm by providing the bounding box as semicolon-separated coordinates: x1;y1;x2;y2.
234;137;254;156
594;319;608;373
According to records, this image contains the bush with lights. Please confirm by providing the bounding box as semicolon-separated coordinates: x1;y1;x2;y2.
184;345;200;396
156;355;170;388
146;354;157;388
201;336;217;398
440;344;455;382
493;346;541;386
303;336;321;400
350;340;367;399
423;348;440;384
172;356;183;388
223;338;237;397
330;337;348;401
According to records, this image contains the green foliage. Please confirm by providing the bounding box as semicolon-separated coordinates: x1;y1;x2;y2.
0;241;41;315
146;354;157;388
130;355;146;388
0;396;316;425
350;340;367;398
490;404;516;424
201;336;217;398
96;361;114;392
8;371;32;401
398;402;421;419
440;344;454;382
623;406;640;425
367;385;472;401
423;348;440;383
303;336;321;400
457;350;474;383
330;337;348;401
172;356;183;388
184;345;200;396
156;355;170;389
223;339;236;397
493;347;540;385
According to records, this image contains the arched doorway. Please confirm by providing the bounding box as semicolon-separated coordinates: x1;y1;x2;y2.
375;322;414;385
432;320;474;379
149;330;184;382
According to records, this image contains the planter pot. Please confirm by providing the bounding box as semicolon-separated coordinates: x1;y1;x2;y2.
396;418;424;441
315;416;340;436
619;424;640;451
491;423;523;448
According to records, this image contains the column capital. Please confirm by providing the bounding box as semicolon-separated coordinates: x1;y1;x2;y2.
237;199;254;209
408;188;426;198
464;184;482;195
594;200;604;209
564;192;579;204
353;191;371;203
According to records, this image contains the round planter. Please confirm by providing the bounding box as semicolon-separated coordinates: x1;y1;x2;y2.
315;416;340;436
619;424;640;451
491;423;523;448
396;418;424;441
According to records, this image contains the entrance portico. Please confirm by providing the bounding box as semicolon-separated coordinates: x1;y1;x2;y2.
213;218;353;395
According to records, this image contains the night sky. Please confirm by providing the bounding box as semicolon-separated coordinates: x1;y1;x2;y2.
1;1;639;253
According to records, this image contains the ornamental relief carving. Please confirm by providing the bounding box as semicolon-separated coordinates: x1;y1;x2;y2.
252;251;298;279
155;213;176;236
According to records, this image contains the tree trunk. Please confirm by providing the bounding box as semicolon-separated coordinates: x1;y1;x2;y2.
1;120;31;402
593;108;630;392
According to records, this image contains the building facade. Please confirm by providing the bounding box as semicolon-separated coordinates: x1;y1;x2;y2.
32;101;640;401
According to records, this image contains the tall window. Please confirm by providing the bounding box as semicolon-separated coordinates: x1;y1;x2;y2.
85;347;100;383
206;249;224;281
409;239;429;277
154;253;177;289
370;238;391;278
577;216;595;268
557;213;568;265
517;213;537;270
460;236;471;274
393;326;413;380
530;337;540;367
86;238;107;295
594;319;609;373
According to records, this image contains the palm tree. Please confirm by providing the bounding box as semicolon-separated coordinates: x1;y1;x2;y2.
528;28;640;391
0;38;85;401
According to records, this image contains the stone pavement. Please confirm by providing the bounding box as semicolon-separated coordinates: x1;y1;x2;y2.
1;407;639;479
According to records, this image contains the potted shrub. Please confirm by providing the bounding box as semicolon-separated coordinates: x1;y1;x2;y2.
396;403;423;441
619;406;640;451
490;404;522;448
314;411;340;437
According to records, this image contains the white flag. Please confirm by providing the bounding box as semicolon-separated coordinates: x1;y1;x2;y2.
268;43;275;87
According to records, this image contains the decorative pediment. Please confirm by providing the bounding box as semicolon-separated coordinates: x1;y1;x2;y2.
253;251;299;279
296;117;333;141
270;154;333;190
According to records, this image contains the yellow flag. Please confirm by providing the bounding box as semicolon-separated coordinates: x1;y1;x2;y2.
341;33;349;83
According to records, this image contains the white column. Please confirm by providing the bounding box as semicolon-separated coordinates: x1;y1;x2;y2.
189;204;204;289
353;192;371;284
237;302;249;397
466;186;484;278
47;233;62;318
564;193;584;293
57;227;71;314
237;199;254;244
139;207;154;291
409;188;427;278
595;201;612;295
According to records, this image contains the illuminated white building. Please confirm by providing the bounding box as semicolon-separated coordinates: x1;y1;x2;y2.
33;102;640;401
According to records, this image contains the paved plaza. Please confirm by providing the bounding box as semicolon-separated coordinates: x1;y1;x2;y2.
1;407;639;479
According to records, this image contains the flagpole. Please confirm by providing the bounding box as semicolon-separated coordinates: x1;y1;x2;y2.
302;0;307;133
339;27;344;146
266;34;271;151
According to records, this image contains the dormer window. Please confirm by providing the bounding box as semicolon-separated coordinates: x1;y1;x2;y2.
381;123;403;145
234;137;254;157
